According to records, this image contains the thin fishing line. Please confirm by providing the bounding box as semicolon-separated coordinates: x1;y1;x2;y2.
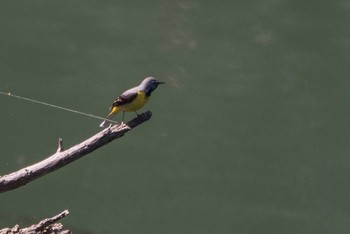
0;91;118;124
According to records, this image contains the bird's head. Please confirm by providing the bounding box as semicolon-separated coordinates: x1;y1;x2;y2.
140;77;165;96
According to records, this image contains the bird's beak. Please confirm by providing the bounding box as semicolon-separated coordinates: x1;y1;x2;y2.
158;81;165;84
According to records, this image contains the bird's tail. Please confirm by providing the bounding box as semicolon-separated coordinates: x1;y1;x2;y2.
99;107;119;128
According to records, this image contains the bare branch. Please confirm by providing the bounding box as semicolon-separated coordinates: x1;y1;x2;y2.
0;111;152;193
0;210;70;234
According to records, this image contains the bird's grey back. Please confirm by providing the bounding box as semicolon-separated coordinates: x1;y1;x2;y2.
121;77;157;96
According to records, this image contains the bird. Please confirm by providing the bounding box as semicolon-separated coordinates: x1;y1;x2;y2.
99;77;164;127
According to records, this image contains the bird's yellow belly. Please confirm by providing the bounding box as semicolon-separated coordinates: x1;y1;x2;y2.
119;91;149;112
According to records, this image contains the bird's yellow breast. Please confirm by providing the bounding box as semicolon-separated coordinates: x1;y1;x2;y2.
119;91;149;112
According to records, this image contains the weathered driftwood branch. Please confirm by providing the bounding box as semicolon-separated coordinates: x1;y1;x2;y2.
0;111;152;193
0;210;70;234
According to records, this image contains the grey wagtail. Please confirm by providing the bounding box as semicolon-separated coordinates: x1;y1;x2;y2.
99;77;164;127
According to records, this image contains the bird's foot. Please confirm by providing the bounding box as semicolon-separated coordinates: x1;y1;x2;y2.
118;121;126;127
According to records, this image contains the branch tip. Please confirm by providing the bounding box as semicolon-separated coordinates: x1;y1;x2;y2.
56;138;64;152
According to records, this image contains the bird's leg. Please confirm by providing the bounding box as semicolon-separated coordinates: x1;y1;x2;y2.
135;111;140;116
119;111;125;126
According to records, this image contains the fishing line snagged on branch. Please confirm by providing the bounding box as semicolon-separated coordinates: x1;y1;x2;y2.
0;91;118;124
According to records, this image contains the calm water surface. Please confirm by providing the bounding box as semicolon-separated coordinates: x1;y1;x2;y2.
0;1;349;233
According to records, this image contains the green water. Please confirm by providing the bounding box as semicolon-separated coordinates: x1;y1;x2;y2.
0;1;349;233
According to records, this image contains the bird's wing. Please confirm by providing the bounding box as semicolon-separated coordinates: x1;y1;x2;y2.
110;88;138;107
